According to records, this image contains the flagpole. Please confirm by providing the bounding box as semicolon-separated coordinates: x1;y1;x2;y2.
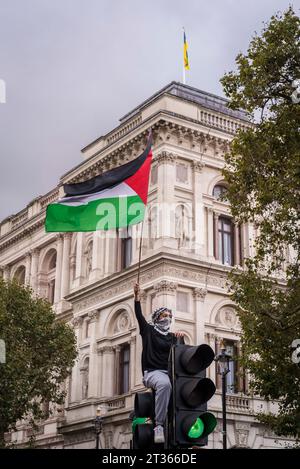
137;128;152;285
182;27;185;84
137;219;144;284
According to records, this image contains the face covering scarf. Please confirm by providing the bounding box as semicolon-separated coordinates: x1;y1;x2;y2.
153;316;172;336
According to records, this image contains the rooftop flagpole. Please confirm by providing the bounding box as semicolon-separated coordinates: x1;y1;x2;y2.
182;27;186;84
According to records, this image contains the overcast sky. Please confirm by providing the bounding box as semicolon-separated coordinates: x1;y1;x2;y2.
0;0;298;221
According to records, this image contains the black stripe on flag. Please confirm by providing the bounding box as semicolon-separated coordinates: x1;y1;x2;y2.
64;134;152;197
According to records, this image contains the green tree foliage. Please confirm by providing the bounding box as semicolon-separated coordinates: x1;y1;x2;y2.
0;279;77;446
220;7;300;440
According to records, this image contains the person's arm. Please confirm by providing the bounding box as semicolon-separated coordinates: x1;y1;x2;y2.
134;283;148;335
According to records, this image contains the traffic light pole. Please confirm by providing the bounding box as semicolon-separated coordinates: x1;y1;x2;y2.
221;372;227;450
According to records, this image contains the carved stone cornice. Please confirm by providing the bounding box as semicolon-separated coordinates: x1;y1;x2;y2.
154;280;177;293
193;287;207;301
100;346;114;354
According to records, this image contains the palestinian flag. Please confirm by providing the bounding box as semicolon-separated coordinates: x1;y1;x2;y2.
45;135;152;232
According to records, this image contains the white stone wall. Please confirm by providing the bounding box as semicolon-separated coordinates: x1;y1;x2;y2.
0;85;293;449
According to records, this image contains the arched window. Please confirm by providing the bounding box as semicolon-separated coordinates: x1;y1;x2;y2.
13;265;25;285
213;184;228;200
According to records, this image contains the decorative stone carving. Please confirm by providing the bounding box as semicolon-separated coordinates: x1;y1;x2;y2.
71;316;84;328
154;151;176;164
234;422;250;447
216;306;237;327
113;311;131;333
192;287;207;301
192;161;204;172
88;310;99;322
154;280;177;293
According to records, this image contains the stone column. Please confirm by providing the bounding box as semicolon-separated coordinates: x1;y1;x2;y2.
114;345;121;395
70;317;83;402
156;152;176;249
214;212;219;260
193;287;207;345
30;249;39;292
25;253;31;285
234;225;240;266
54;234;63;303
104;235;118;276
153;280;177;317
241;223;250;260
129;336;137;390
96;346;103;398
61;233;72;298
73;232;84;288
207;207;214;259
192;161;205;256
87;310;100;398
90;231;104;281
100;346;115;397
205;332;217;381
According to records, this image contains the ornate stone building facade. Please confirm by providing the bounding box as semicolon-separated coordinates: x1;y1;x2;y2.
0;82;292;449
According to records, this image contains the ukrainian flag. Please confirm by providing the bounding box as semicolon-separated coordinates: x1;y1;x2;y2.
183;30;190;70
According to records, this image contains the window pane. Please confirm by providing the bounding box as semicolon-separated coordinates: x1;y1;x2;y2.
176;292;188;312
224;232;233;265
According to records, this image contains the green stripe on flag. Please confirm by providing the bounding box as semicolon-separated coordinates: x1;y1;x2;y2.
45;195;145;232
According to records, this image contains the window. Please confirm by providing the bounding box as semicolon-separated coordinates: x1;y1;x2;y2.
218;217;234;266
213;184;228;200
118;344;130;395
176;163;188;184
215;339;248;394
13;266;25;285
151;165;158;185
120;228;132;269
176;291;189;312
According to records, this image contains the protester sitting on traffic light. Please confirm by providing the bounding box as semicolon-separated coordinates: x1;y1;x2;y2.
134;283;184;444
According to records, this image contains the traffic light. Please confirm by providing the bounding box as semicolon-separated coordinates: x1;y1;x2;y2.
168;343;217;448
132;391;155;449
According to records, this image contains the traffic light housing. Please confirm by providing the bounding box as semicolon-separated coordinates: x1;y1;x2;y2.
132;391;155;449
169;344;217;447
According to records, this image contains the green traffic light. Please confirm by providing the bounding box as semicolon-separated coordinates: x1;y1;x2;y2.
187;417;204;439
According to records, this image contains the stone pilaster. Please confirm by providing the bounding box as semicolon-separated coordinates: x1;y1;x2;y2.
70;316;83;402
156;151;176;249
73;232;84;288
87;310;100;398
54;234;63;303
90;231;104;281
206;207;214;259
153;280;177;315
192;161;205;256
25;252;31;285
29;249;39;292
100;346;115;397
214;212;220;260
61;233;72;298
193;287;207;345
